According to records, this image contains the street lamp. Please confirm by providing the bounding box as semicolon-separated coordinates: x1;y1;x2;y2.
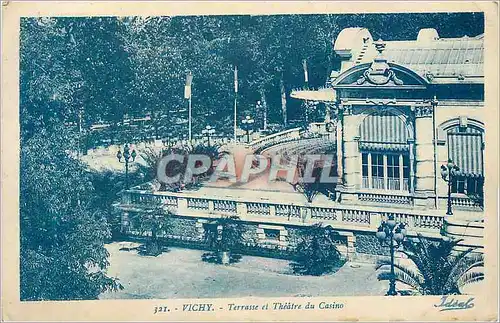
241;115;254;143
116;143;137;189
440;158;460;215
256;100;266;131
376;214;407;296
201;125;216;146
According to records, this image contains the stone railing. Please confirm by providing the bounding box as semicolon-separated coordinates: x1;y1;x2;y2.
249;128;301;152
358;191;413;205
451;194;483;209
119;189;445;236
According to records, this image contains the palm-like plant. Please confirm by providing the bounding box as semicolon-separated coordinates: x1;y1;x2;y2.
202;215;244;264
139;143;223;192
290;223;344;276
131;201;172;256
376;235;484;295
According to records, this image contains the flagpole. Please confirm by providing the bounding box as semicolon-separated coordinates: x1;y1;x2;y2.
234;94;237;142
185;71;193;145
303;59;309;89
233;65;238;142
188;96;192;144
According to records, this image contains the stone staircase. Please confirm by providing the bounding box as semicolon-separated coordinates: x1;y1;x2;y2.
442;212;484;253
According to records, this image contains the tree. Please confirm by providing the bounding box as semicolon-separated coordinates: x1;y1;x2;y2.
376;235;484;295
290;154;329;203
139;143;222;192
89;169;147;240
130;202;173;256
290;223;344;276
20;127;122;300
202;215;244;265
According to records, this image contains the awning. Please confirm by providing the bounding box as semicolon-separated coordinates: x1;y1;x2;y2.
290;89;336;102
448;129;484;177
359;142;409;152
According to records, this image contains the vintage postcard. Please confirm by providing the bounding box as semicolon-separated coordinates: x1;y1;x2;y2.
1;1;499;322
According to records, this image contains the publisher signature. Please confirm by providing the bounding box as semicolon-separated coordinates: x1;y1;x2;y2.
434;296;475;311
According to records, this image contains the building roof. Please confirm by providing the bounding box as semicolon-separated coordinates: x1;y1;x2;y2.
337;28;484;82
358;36;484;79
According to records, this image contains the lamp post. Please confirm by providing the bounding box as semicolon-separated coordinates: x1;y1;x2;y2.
116;143;137;189
440;158;460;215
241;115;254;144
376;214;407;296
202;125;216;147
256;100;266;131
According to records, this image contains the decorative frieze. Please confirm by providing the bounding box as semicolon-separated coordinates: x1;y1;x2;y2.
414;105;433;118
365;98;397;106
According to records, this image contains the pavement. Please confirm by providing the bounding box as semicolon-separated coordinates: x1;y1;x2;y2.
99;242;388;299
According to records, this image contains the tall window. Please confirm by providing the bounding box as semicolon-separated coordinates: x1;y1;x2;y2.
358;110;411;192
371;153;384;189
361;152;409;191
447;123;484;200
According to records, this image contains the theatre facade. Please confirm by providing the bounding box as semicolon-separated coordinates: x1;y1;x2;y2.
118;27;485;259
295;27;484;213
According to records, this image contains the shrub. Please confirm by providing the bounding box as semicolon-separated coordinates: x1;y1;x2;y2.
290;223;344;276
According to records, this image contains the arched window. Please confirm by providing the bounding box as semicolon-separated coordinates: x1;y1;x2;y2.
446;123;484;199
359;110;411;191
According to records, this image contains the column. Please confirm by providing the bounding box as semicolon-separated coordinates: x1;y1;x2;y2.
367;152;372;189
383;154;388;189
399;154;404;191
335;105;344;181
341;104;361;200
414;104;435;207
236;202;247;219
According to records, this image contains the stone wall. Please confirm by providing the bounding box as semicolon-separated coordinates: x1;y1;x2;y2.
123;213;397;263
354;231;390;257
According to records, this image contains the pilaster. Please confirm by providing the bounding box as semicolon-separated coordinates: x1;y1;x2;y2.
413;103;436;207
340;102;360;202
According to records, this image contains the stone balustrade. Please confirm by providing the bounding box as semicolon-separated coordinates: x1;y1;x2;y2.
451;194;482;209
119;189;446;236
249;128;302;152
358;191;413;205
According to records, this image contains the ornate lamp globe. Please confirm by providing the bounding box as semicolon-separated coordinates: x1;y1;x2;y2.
394;229;404;242
376;226;386;241
447;158;454;169
440;165;448;179
386;215;396;229
399;223;407;236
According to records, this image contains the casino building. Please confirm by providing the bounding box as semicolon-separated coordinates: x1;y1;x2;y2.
292;27;485;248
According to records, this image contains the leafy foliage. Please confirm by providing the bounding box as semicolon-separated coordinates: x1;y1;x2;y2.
202;216;244;264
290;153;337;202
376;235;484;295
139;143;222;192
290;223;344;276
89;169;146;240
20;127;123;300
130;202;173;256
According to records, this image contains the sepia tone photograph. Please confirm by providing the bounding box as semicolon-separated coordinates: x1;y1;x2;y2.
1;1;498;322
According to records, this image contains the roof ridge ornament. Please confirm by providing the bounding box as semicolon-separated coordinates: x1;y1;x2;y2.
356;38;404;86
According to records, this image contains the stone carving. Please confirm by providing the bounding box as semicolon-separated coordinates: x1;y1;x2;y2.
365;98;397;106
424;71;435;82
356;39;404;86
414;105;433;118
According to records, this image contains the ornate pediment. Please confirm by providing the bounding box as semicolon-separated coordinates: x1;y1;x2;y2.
332;39;428;89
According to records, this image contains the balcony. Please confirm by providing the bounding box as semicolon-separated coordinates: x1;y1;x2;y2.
360;176;412;205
